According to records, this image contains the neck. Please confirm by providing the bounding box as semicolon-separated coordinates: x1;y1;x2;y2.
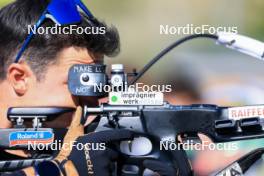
0;81;30;158
0;81;13;128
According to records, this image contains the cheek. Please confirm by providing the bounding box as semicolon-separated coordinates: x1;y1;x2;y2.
40;83;75;106
28;71;76;107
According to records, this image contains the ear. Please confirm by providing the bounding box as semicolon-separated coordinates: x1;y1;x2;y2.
7;63;35;96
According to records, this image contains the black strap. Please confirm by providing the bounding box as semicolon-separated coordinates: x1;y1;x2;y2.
54;159;68;176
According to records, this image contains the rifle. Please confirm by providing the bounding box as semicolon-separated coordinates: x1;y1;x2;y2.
1;32;264;175
5;102;264;175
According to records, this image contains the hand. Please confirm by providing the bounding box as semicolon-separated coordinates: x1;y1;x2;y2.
68;129;133;176
54;106;134;176
22;107;85;176
144;160;178;176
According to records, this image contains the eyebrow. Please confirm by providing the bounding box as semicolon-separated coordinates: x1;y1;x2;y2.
94;59;104;64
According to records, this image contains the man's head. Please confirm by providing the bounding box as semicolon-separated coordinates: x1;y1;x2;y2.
0;0;120;128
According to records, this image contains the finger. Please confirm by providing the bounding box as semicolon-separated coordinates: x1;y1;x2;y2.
197;133;213;143
84;115;97;126
69;106;83;128
89;129;134;143
64;106;84;141
143;160;176;176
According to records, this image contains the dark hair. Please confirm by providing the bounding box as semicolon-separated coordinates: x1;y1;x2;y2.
0;0;120;81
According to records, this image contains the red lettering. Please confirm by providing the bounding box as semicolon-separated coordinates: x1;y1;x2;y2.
238;110;243;117
231;110;237;117
246;109;250;117
252;108;256;116
258;108;262;116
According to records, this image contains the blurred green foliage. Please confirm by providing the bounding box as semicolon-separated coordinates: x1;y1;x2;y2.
0;0;10;7
245;0;264;39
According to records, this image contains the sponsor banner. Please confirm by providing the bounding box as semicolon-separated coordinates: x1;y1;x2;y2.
9;131;54;147
228;105;264;120
109;91;164;105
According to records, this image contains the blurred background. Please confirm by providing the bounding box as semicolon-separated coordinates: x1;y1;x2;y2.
1;0;264;175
